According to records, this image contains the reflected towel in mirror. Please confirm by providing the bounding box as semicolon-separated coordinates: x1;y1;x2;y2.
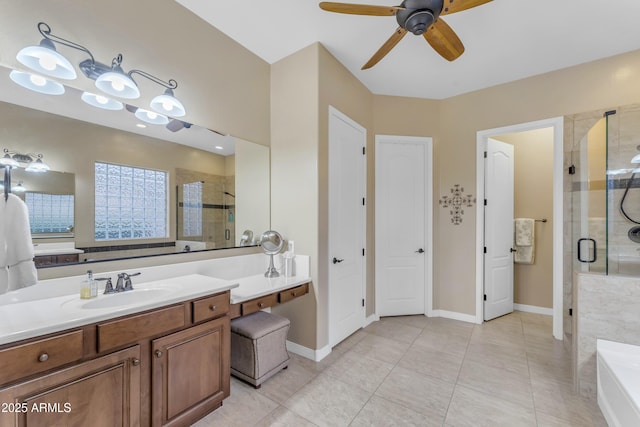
0;194;37;293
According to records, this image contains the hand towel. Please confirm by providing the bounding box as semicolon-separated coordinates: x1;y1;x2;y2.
3;194;37;291
514;218;535;264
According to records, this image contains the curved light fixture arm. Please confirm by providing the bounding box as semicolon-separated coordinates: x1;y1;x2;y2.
37;22;95;64
128;68;178;90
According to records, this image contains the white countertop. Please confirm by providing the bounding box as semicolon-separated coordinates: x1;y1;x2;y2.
0;253;312;346
0;274;238;345
230;274;311;304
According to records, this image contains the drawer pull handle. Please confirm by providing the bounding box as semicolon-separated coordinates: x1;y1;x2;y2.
209;305;217;311
155;350;163;358
258;302;264;308
132;358;140;366
291;291;297;297
38;353;49;362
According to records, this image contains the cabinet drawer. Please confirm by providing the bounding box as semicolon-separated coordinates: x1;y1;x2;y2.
97;305;185;353
241;293;278;316
0;330;84;385
278;283;309;304
193;292;230;323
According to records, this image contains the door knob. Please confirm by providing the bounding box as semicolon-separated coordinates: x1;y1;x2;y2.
415;248;425;254
332;257;344;264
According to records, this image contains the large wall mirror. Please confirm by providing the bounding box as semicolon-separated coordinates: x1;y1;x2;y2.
0;65;270;267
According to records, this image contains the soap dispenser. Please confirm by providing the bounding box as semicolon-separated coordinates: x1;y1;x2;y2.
81;270;97;299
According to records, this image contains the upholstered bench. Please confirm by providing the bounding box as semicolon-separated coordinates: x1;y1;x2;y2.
230;311;290;388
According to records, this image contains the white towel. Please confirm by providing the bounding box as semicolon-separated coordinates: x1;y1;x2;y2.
514;218;535;264
1;194;37;292
0;195;6;293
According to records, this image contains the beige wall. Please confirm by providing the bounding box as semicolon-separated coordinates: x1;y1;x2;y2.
270;44;320;349
495;128;554;309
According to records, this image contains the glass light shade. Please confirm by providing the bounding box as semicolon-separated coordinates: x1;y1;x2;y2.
150;89;186;117
135;108;169;125
16;39;77;80
81;91;124;110
95;70;140;99
25;158;50;173
631;153;640;164
10;70;65;95
0;154;19;168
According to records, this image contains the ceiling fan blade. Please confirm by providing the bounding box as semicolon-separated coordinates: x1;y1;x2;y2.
423;18;464;61
440;0;492;16
362;27;407;70
319;2;403;16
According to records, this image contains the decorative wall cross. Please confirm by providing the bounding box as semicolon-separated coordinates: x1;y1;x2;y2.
439;184;476;225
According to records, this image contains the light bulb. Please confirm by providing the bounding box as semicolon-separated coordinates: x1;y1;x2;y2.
38;53;58;71
29;74;47;87
95;95;108;105
111;79;125;92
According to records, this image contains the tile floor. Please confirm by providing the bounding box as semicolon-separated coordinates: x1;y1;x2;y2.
192;311;609;426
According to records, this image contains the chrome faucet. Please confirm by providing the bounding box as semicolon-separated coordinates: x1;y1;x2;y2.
115;272;141;292
95;277;114;294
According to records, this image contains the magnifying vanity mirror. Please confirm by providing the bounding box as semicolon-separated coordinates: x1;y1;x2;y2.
0;64;270;267
260;230;284;278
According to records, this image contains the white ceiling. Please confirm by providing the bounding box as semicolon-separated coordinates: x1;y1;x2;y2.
177;0;640;99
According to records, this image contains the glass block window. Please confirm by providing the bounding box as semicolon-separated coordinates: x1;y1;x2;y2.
95;162;168;240
25;193;75;234
182;181;202;237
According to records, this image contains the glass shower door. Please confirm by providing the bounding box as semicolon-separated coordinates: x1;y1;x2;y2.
571;116;607;273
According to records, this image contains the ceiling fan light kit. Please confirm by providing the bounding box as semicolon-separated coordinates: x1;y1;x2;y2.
12;22;186;123
319;0;492;69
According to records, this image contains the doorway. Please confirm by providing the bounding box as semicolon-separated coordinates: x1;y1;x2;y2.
375;135;433;317
476;117;564;339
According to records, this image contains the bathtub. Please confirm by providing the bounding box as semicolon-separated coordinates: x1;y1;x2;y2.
597;339;640;427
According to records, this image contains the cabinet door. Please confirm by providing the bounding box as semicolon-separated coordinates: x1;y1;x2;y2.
151;316;230;427
0;346;141;427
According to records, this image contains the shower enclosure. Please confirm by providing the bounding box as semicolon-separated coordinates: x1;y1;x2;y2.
570;104;640;277
176;173;235;250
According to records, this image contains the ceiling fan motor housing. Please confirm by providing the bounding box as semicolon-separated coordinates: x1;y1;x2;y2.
397;0;444;35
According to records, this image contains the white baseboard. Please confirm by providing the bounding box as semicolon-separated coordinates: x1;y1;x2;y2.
514;303;553;316
286;340;332;362
364;313;379;327
431;309;477;324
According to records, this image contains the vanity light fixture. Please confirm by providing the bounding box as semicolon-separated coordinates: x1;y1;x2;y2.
81;91;123;111
135;108;169;125
14;22;186;116
9;69;65;95
11;181;26;193
16;35;77;80
1;149;50;173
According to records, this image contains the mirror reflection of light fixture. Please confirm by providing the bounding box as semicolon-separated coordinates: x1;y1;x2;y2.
13;22;186;115
135;108;169;125
1;149;49;173
11;181;26;193
81;91;123;110
9;69;65;95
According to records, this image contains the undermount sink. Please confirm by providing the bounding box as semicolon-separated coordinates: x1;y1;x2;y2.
68;288;172;310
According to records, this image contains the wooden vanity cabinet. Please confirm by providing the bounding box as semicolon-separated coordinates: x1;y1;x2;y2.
151;316;230;426
0;345;141;427
0;289;232;427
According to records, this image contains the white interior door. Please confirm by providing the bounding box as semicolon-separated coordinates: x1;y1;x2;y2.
328;106;366;346
484;138;515;321
375;135;432;316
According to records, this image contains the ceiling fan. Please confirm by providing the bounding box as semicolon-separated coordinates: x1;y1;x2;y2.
319;0;492;69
